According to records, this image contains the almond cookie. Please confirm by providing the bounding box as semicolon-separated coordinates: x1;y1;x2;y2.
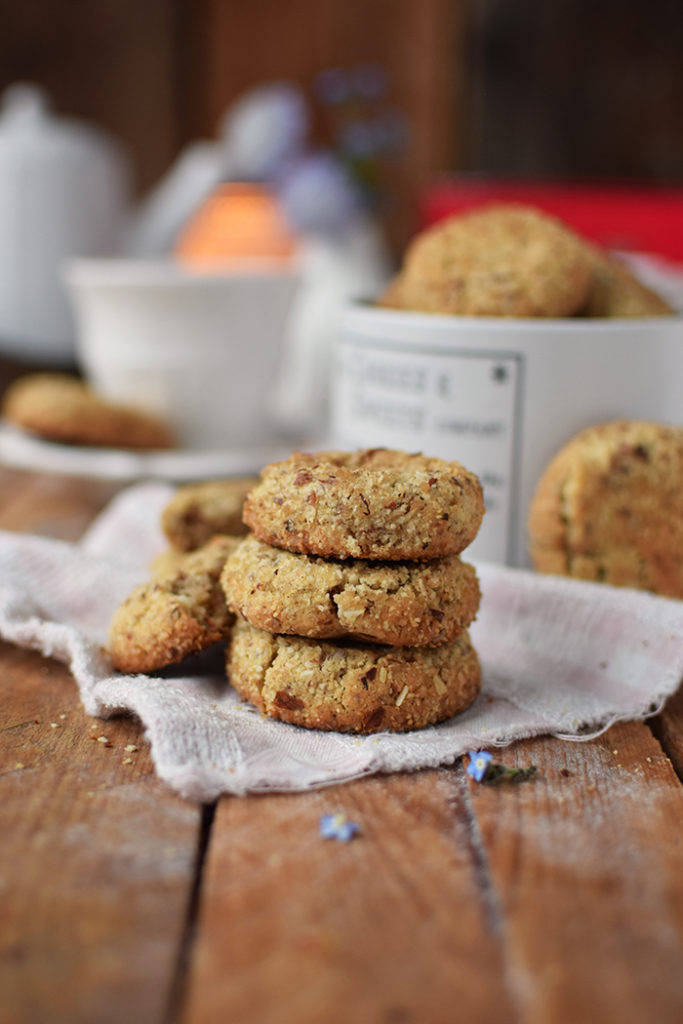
528;420;683;597
161;477;257;551
394;204;592;318
580;247;675;318
376;274;406;309
2;373;175;449
108;535;239;673
243;449;484;561
222;534;480;646
227;616;481;733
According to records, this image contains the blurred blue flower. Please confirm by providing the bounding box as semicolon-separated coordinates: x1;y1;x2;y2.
278;152;363;235
339;119;378;159
219;81;309;183
319;812;361;842
315;68;351;105
351;62;388;101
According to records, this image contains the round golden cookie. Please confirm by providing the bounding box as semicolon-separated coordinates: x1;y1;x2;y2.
580;247;675;318
376;274;406;309
528;420;683;597
2;373;175;449
108;535;239;673
222;534;480;646
161;477;257;551
242;449;484;561
227;616;481;733
395;204;592;318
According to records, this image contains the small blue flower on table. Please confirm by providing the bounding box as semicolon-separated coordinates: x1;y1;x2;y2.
466;750;493;782
319;812;361;842
466;749;538;784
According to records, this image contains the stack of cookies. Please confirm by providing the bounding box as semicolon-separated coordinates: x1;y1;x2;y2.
221;449;486;734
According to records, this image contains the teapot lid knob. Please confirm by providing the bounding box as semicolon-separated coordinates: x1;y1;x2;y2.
0;82;51;130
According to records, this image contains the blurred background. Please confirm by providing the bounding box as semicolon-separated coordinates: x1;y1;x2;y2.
1;0;682;450
2;0;682;257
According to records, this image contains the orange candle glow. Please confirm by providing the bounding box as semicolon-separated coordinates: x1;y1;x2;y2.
174;183;298;268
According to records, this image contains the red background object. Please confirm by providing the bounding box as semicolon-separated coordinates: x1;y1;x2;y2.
420;180;683;262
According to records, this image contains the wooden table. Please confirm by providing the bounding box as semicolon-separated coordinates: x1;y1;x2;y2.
1;464;683;1024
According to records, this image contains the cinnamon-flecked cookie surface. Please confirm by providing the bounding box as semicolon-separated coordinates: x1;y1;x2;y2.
528;420;683;597
580;247;675;318
391;204;592;318
227;617;481;733
2;373;175;449
222;534;480;646
108;535;239;673
242;449;484;561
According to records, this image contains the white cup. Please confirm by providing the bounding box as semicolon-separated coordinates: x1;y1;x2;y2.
331;304;683;566
64;259;299;449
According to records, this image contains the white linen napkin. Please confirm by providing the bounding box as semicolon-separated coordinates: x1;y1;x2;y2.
0;481;681;800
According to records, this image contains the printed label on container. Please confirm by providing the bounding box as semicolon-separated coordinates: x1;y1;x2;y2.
332;338;525;564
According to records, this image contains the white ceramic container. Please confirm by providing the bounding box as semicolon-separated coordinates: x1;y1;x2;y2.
64;259;299;450
0;84;129;363
331;305;683;566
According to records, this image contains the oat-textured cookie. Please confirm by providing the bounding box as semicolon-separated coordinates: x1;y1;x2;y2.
243;449;484;561
161;477;257;551
581;247;675;318
528;420;683;597
108;535;239;673
395;204;592;318
2;373;175;449
376;274;406;309
222;534;480;646
227;616;481;733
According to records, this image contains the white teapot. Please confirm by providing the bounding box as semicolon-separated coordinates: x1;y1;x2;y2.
0;83;130;363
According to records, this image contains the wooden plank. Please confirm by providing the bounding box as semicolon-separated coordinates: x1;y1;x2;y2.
0;640;202;1024
651;684;683;779
0;468;118;542
468;724;683;1024
183;768;517;1024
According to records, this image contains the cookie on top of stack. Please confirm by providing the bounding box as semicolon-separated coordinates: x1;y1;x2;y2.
221;448;485;734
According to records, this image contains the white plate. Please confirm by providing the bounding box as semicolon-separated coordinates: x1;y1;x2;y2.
0;421;302;482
